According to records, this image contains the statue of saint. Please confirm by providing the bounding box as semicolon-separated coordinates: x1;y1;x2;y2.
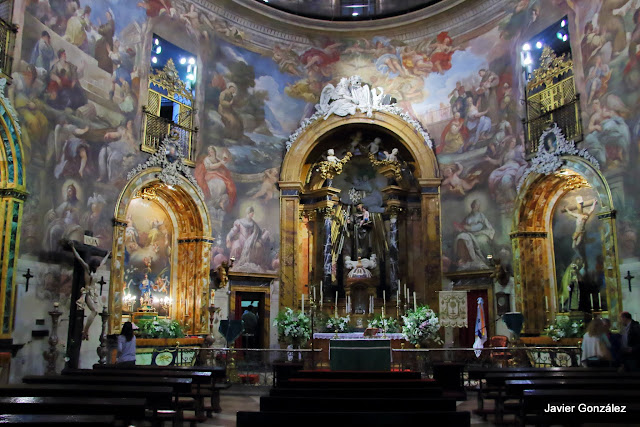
71;242;110;340
560;257;584;311
562;197;597;249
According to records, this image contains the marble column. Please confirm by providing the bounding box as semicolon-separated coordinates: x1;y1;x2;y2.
322;209;333;293
388;213;399;293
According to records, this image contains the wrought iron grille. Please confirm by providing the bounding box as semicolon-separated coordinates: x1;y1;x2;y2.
142;108;196;164
0;16;17;79
524;75;581;157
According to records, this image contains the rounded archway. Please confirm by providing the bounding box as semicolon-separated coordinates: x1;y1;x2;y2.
512;156;620;333
109;167;212;335
279;109;442;310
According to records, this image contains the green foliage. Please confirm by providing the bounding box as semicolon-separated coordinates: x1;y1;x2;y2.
401;305;442;346
368;314;400;333
273;308;311;346
544;316;584;341
136;319;186;339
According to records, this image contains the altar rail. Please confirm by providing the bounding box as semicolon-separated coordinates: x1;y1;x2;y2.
166;345;581;386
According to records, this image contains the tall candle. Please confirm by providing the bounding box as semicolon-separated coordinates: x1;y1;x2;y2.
320;283;323;307
335;291;338;317
598;293;602;308
397;289;400;307
346;295;349;314
545;295;548;312
413;292;417;311
302;293;305;313
404;284;407;299
590;294;594;310
383;290;386;306
313;286;316;302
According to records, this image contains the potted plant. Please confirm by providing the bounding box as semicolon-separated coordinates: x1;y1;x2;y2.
544;316;584;343
273;308;311;348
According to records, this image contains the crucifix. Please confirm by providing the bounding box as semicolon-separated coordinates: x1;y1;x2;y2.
625;271;635;293
97;276;107;296
62;240;109;370
22;269;34;292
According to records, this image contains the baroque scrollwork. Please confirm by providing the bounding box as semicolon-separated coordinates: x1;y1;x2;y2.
527;47;574;92
368;151;403;182
286;75;433;151
517;123;600;192
317;150;353;180
127;133;204;200
149;58;194;103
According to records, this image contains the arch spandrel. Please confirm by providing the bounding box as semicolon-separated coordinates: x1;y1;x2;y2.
281;111;439;184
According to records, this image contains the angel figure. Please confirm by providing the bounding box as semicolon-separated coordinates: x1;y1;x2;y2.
326;149;340;163
383;148;399;162
317;77;356;120
441;162;481;196
250;167;279;201
71;242;111;340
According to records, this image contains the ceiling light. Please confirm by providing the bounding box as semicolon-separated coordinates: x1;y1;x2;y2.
522;43;531;51
154;38;159;45
561;19;566;27
179;57;186;65
151;56;157;64
155;46;162;54
352;12;359;16
562;35;568;42
188;57;195;65
536;41;543;49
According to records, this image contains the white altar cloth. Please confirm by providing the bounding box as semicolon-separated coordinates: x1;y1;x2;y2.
313;332;405;340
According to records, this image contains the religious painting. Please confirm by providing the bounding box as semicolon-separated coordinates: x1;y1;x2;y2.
122;198;173;316
552;187;603;312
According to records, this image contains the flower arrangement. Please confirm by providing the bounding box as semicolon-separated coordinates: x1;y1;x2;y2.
368;314;400;333
401;305;442;346
325;315;351;333
544;316;584;341
273;308;311;346
136;319;185;339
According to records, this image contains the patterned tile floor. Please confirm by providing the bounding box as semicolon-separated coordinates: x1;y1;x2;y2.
194;387;499;426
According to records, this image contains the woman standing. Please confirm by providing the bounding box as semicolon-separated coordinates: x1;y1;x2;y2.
117;322;136;366
581;318;612;367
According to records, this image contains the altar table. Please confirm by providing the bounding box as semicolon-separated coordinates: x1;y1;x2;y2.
313;333;408;368
329;339;391;371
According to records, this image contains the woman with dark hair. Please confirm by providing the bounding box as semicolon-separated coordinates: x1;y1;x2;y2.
117;321;136;366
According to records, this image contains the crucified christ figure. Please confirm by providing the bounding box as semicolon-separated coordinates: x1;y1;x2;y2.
71;243;111;340
562;197;597;249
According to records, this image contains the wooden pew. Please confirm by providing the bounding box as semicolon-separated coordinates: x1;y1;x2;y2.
22;375;191;425
0;396;146;424
522;390;640;427
260;396;457;412
281;378;438;389
269;387;444;398
290;370;422;380
63;368;211;421
0;414;116;426
92;363;229;416
237;411;471;426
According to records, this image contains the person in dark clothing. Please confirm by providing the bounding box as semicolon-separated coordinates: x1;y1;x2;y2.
603;318;622;367
242;305;258;349
619;311;640;371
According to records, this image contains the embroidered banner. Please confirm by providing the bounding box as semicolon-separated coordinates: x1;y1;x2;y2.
439;291;468;328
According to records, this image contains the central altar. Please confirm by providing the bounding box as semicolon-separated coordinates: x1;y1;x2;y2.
330;339;391;371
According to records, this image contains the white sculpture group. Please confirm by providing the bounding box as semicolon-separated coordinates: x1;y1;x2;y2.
315;75;390;120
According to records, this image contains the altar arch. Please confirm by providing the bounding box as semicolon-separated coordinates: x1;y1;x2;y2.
512;155;621;334
109;157;213;335
280;107;442;311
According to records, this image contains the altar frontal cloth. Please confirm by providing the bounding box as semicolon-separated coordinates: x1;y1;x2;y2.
330;339;391;371
439;291;468;328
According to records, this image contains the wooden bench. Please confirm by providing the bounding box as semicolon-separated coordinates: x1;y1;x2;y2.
290;370;422;380
269;387;444;398
0;396;146;424
237;410;471;426
0;414;116;426
260;396;457;412
281;378;438;389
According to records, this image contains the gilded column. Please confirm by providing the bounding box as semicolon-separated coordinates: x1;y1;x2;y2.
279;183;301;310
109;218;127;333
597;210;622;321
419;179;443;310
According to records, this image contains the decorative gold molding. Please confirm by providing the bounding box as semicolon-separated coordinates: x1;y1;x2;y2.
527;47;574;92
149;59;194;103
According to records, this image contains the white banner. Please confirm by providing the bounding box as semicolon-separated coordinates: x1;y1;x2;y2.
439;291;468;328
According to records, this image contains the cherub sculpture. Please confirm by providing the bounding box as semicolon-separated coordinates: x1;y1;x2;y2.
317;149;353;180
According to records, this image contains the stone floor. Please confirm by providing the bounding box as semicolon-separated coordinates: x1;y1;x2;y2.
195;387;498;426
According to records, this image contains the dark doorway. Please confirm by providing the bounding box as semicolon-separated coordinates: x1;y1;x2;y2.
234;291;265;349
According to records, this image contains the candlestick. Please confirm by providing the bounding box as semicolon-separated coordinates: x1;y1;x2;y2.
396;289;400;307
598;293;602;308
590;294;594;310
413;292;417;312
545;295;548;312
335;291;338;317
302;293;305;313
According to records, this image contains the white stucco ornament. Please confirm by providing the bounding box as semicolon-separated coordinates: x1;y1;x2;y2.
127;133;204;200
286;75;433;151
517;123;600;192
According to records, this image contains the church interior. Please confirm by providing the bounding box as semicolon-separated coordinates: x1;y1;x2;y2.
0;0;638;425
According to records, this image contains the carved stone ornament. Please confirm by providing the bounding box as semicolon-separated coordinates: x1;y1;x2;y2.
0;78;21;135
317;150;353;180
517;123;599;192
127;132;204;199
286;75;433;151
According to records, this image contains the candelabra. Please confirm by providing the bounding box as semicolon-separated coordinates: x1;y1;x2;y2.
123;292;136;313
43;302;62;375
159;296;172;312
97;307;110;365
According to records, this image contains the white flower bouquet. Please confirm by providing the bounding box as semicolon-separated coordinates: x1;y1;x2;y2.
401;305;442;346
368;315;400;333
273;308;311;346
544;316;584;342
325;315;351;333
